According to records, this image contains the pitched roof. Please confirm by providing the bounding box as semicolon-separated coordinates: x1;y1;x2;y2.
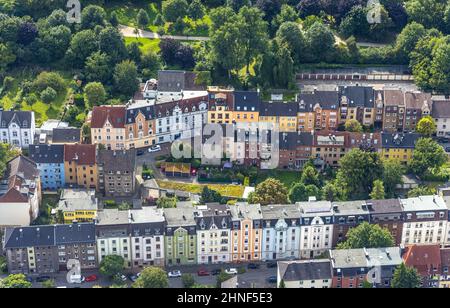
365;199;403;214
90;106;126;129
55;223;96;244
29;144;64;164
432;100;450;118
4;225;55;248
52;128;81;144
6;155;39;181
298;90;339;112
381;132;420;149
234;91;261;112
157;70;204;92
260;102;298;117
279;260;332;281
0;111;33;128
404;91;432;109
339;86;375;108
403;244;441;276
384;89;405;107
97;149;136;171
0;187;29;203
64;144;96;165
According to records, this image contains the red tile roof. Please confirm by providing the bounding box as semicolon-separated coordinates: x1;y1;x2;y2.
90;106;126;129
64;144;96;165
403;244;441;276
0;188;29;203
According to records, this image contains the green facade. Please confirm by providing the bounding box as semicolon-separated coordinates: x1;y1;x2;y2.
165;227;197;265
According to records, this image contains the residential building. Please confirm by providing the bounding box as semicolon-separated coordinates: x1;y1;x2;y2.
298;90;339;131
97;149;136;197
232;91;260;123
125;102;156;149
95;209;132;267
90;106;126;150
0;111;35;148
297;200;334;259
164;205;197;265
129;207;166;267
440;248;450;288
195;204;232;264
260;102;298;132
403;244;441;288
331;201;371;247
261;204;301;260
0;155;41;227
157;70;204;92
381;132;420;165
230;203;263;262
346;132;381;152
208;87;234;124
51;128;81;144
29;144;65;190
312;131;347;168
382;89;405;132
338;86;375;127
366;199;404;245
432;100;450;137
400;195;447;245
36;120;69;144
64;144;98;189
404;91;432;132
57;189;98;224
330;247;403;288
3;223;96;274
277;259;332;288
277;132;313;170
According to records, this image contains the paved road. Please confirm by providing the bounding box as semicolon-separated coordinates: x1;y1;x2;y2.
119;25;209;41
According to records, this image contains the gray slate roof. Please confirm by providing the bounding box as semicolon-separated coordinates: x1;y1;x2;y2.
0;111;33;128
29;144;65;164
279;259;332;281
52;128;81;143
432;100;450;118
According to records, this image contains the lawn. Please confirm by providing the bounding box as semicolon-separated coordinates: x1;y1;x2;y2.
156;180;245;198
124;37;161;53
256;170;302;188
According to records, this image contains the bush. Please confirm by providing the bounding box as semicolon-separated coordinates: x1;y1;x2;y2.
40;87;57;103
33;71;65;93
237;267;246;274
103;200;116;207
2;76;14;91
181;273;195;288
73;93;85;107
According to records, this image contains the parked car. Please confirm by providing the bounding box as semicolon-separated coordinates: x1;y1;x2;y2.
247;263;260;269
224;268;238;275
266;276;277;284
148;145;161;153
266;261;277;268
84;275;98;282
136;149;145;156
437;137;450;143
24;276;33;283
211;269;222;276
115;274;127;282
36;276;51;282
128;274;138;282
197;269;210;276
445;147;450;152
168;270;182;278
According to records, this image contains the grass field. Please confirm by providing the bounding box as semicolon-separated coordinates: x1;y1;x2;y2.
256;170;302;188
156;180;245;198
124;37;161;53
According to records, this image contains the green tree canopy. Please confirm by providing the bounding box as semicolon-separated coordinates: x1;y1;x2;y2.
344;119;363;132
84;82;106;107
137;9;150;28
99;255;125;278
113;60;139;97
337;222;394;249
409;137;447;175
249;178;288;205
391;263;421;288
382;159;405;198
416;115;437;136
370;179;385;200
162;0;189;22
0;274;32;288
132;266;169;288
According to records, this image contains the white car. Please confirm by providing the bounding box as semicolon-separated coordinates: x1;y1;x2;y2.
168;270;182;278
148;145;161;153
225;268;238;275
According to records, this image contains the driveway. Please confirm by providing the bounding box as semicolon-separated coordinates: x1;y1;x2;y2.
119;25;209;41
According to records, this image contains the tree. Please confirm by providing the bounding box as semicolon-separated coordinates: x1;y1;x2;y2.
275;21;305;65
391;263;421;288
200;186;223;203
337;222;394;249
188;0;206;20
237;6;269;78
0;43;16;73
109;11;119;27
153;14;165;27
339;5;369;39
41;279;56;288
40;87;57;103
416;116;436;137
39;25;72;60
127;42;142;65
66;29;99;67
113;60;139;97
141;50;162;77
0;143;20;176
370;179;385;200
162;0;189;22
336;149;384;199
410;138;447;175
0;274;32;288
85;51;113;84
226;0;250;12
156;197;177;208
81;5;107;29
249;178;288;205
132;267;169;288
84;82;106;107
395;22;427;61
271;4;299;32
18;21;38;45
300;165;320;186
99;255;124;278
137;9;150;29
321;181;340;201
47;9;70;27
33;71;65;93
98;27;128;64
304;22;335;62
279;279;286;288
255;0;281;22
216;271;232;288
344;119;363;132
407;186;436;198
181;273;195;288
289;182;307;202
382;159;405;198
405;0;446;30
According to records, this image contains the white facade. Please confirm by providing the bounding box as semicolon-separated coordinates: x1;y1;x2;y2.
262;219;301;261
97;237;132;267
197;226;231;264
131;235;165;267
435;118;450;137
0;111;35;148
0;201;36;227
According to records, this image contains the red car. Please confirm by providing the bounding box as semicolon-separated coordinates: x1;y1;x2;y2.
84;274;98;282
197;269;210;276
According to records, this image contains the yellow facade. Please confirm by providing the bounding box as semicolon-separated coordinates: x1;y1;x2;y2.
231;219;262;263
279;116;298;132
381;148;413;165
65;161;98;189
63;210;97;224
232;111;259;123
298;112;315;131
208;106;233;124
125;112;156;149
